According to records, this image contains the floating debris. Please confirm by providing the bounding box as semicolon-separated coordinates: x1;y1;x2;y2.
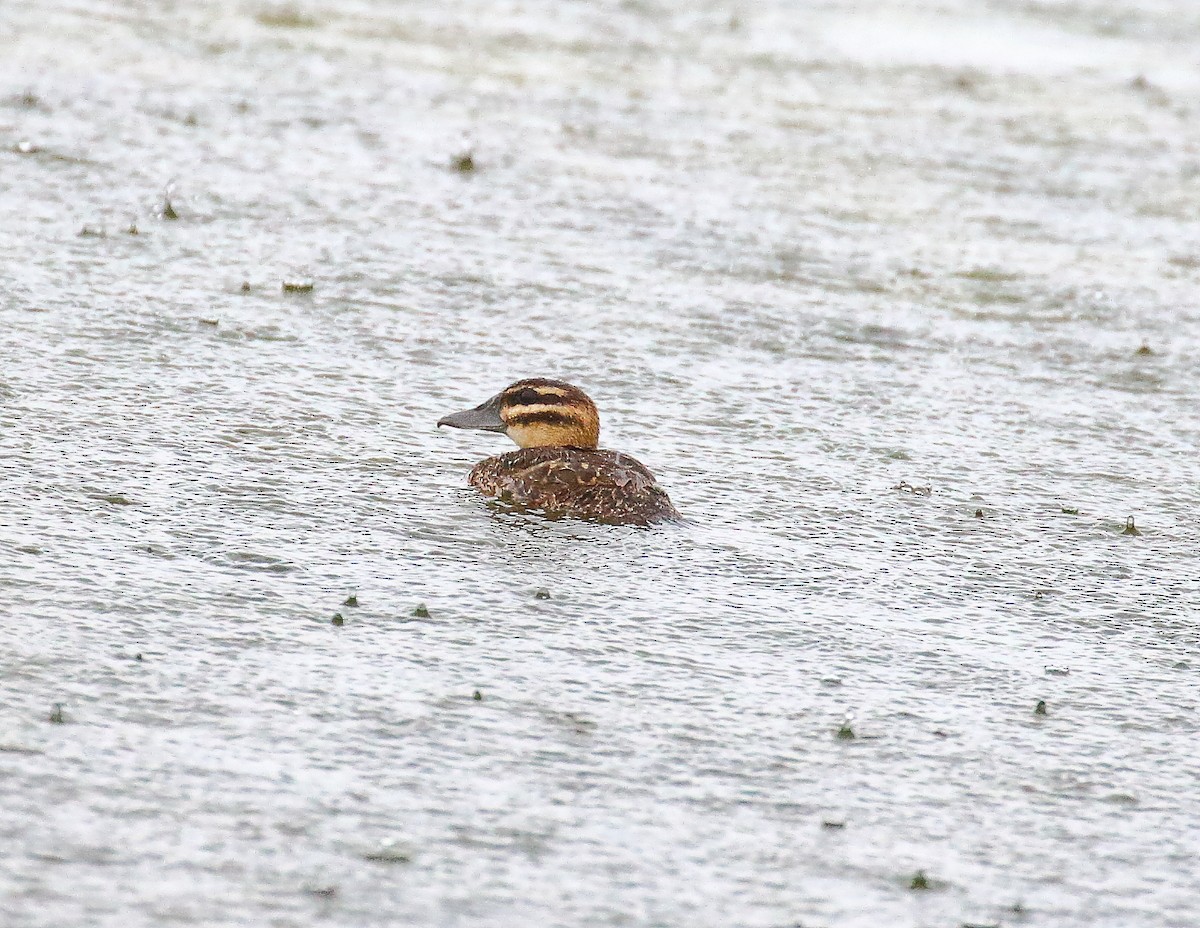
472;690;483;702
135;653;143;662
305;885;337;898
451;151;476;173
1061;507;1079;515
1123;516;1141;536
331;613;344;627
13;139;39;154
343;594;359;607
48;704;66;724
1135;342;1154;356
1128;74;1169;105
256;7;319;29
534;588;551;600
909;870;930;891
240;281;252;293
281;280;314;294
1044;666;1070;677
361;839;412;864
835;712;856;741
556;711;595;735
161;197;179;220
1034;700;1048;716
413;603;430;618
821;820;846;829
199;318;219;327
893;481;932;496
78;225;106;238
125;223;139;235
951;72;977;93
974;508;983;519
98;493;132;506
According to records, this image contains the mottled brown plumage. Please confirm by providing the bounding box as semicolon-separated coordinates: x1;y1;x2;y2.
438;378;680;526
469;446;679;526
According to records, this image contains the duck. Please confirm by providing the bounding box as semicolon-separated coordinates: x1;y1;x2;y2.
437;378;680;526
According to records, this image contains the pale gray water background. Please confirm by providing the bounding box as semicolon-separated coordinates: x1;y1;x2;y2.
1;1;1199;925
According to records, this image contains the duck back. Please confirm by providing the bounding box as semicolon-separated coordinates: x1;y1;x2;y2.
468;447;679;526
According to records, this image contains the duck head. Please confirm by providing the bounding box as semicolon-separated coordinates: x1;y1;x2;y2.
438;378;600;449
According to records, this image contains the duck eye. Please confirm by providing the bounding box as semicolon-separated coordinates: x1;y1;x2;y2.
514;388;542;405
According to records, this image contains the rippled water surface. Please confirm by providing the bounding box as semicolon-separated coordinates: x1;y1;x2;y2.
2;1;1199;925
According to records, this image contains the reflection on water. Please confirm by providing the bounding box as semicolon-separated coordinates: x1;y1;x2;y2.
1;1;1198;926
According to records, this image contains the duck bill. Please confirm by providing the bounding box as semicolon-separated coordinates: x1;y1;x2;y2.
437;393;507;432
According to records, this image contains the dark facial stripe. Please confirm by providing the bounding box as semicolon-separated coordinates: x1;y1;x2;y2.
506;410;577;427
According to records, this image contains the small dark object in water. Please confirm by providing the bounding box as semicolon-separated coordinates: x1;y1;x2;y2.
199;318;219;327
135;653;143;661
1135;342;1154;356
451;152;475;173
1034;700;1048;716
126;223;139;235
1061;507;1079;515
932;729;949;738
893;480;931;496
306;885;337;898
472;690;483;701
413;603;430;618
282;281;314;293
974;508;983;518
1128;74;1169;105
835;722;855;741
1123;516;1141;536
362;842;412;863
48;704;65;724
343;594;358;607
821;820;845;829
256;8;319;29
331;613;344;626
910;871;930;890
161;197;179;220
78;225;106;238
240;281;252;293
534;588;551;600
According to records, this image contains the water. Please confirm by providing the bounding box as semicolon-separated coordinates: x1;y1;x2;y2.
2;1;1198;925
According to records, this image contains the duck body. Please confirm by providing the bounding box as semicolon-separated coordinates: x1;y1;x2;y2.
469;446;679;526
438;378;680;526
